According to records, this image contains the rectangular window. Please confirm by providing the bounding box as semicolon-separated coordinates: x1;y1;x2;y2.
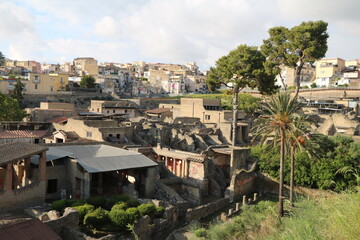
205;115;210;120
47;179;58;194
86;131;92;138
113;110;116;113
35;84;38;89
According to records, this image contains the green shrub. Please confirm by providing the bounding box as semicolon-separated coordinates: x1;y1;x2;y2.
194;228;208;238
109;209;131;231
155;206;165;218
51;200;67;212
114;194;131;202
302;85;309;89
126;199;139;207
73;204;94;222
104;198;118;211
111;202;128;212
69;199;86;207
87;196;106;208
83;208;110;229
310;83;317;88
138;203;156;217
126;207;140;221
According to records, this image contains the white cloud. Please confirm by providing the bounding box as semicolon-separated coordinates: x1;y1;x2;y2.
1;0;360;68
94;16;120;38
0;2;35;37
46;39;133;62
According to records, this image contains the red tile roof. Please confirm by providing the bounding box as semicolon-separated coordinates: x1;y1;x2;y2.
0;130;48;139
49;117;68;123
0;219;61;240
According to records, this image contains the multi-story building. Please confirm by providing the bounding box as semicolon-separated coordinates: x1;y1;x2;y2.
314;58;346;87
343;59;360;88
0;78;27;95
73;57;98;76
25;73;69;94
160;98;245;124
59;62;74;73
161;75;187;94
187;75;207;92
89;100;137;118
275;64;315;88
159;98;248;145
26;102;82;122
5;60;41;73
41;63;60;73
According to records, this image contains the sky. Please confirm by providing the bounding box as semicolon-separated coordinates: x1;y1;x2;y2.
1;0;360;70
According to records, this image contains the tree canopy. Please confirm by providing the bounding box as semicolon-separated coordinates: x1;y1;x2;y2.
80;75;96;88
0;93;26;121
207;44;277;95
206;44;278;146
261;20;328;96
11;79;25;102
0;51;4;66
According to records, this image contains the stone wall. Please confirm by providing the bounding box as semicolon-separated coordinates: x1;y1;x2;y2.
225;164;257;202
230;147;250;175
0;181;46;210
185;197;229;222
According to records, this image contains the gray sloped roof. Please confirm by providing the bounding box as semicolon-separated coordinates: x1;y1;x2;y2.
31;148;74;164
45;144;157;173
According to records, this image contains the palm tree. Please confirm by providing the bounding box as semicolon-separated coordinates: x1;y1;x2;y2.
254;92;302;217
287;115;317;204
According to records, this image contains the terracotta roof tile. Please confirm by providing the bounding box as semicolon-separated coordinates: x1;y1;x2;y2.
0;142;48;165
0;130;48;139
0;219;61;240
49;117;68;123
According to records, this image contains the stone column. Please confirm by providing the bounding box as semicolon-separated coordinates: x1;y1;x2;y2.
83;173;91;199
23;157;31;185
172;158;176;175
237;126;245;144
97;172;103;195
243;125;250;143
145;167;156;198
4;163;13;192
38;152;46;181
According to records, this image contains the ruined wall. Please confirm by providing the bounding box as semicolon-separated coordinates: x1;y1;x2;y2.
225;164;257;202
230;148;250;175
185;197;229;222
0;181;46;210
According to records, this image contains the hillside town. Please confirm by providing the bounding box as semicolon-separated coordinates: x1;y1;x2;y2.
0;2;360;238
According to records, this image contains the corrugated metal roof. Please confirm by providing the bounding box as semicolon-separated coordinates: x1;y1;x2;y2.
32;147;74;164
45;145;157;173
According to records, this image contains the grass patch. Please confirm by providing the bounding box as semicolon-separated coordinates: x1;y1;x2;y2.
189;189;360;240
